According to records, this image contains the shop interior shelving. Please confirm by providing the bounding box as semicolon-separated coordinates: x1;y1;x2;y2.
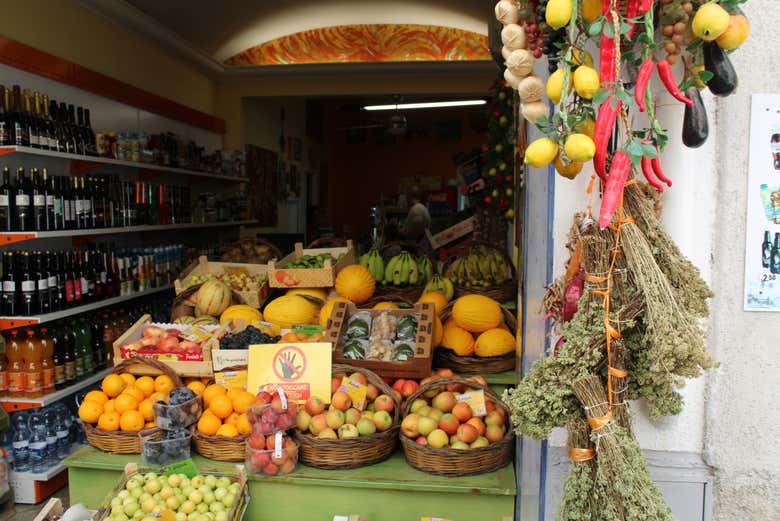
0;369;112;412
0;145;249;183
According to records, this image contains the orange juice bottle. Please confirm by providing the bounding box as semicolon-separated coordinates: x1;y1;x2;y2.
39;328;55;395
24;329;43;398
6;330;25;398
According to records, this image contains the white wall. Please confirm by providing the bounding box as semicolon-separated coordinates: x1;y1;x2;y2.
705;1;780;519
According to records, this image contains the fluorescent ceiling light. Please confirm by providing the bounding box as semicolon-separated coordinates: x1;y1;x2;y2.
363;100;486;111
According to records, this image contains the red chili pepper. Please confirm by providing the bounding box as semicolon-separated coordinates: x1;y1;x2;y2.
634;59;655;112
599;151;632;229
593;96;621;180
600;34;617;87
641;156;664;192
657;59;693;106
651;156;673;187
637;0;653;15
602;0;611;14
626;0;638;37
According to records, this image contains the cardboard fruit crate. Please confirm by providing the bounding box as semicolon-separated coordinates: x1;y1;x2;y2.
267;240;355;288
94;462;249;521
325;301;434;379
174;255;271;308
112;315;221;377
426;215;475;250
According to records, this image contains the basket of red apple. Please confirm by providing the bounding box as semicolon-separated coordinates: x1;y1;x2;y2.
399;375;514;476
246;430;299;476
292;364;401;469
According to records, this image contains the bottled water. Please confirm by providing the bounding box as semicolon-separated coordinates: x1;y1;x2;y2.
43;408;59;467
11;412;30;472
28;412;49;473
53;404;71;458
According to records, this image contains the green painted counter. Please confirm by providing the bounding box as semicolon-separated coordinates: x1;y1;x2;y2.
64;445;516;520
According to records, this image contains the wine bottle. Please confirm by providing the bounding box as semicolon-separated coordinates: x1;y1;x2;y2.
14;167;31;231
41;95;56;151
30;167;46;231
10;86;28;147
2;252;17;316
18;251;35;316
42;168;54;231
83;109;97;156
32;92;47;150
0;166;12;231
23;90;39;149
70;105;84;155
0;86;9;146
58;102;74;154
72;176;83;230
33;251;49;314
46;251;59;312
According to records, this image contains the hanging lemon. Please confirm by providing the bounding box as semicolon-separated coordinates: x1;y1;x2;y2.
546;69;572;105
573;66;600;99
691;3;730;41
525;138;559;168
546;0;573;30
564;134;596;162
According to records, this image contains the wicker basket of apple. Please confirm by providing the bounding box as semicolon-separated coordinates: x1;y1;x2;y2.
399;375;513;476
292;364;401;469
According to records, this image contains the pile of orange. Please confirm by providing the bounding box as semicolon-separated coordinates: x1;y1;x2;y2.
78;373;175;432
196;384;254;438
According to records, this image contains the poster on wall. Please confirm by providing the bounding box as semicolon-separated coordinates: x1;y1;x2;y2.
744;94;780;311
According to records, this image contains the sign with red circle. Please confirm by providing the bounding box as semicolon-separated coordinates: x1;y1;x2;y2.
272;345;308;382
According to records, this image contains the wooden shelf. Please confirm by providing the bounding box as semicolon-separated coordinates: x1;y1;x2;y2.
1;370;111;411
0;284;172;331
0;145;247;182
0;220;257;245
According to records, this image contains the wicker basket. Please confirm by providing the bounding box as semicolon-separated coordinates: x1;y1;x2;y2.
293;364;401;469
83;358;179;454
362;293;415;309
445;240;518;302
192;431;248;462
400;376;514;476
373;242;437;301
434;303;518;374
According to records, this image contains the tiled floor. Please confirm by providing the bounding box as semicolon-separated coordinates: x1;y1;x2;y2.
1;486;70;521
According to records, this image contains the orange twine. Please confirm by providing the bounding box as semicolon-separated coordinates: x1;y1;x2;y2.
588;411;613;430
571;448;596;462
609;367;628;378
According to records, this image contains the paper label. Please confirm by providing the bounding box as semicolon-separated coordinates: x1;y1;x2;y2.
292;324;324;336
273;431;283;459
211;349;249;371
339;376;368;410
421;517;452;521
166;458;199;478
33;195;45;207
0;195;7;207
15;194;29;206
246;342;331;402
214;370;247;390
455;389;487;417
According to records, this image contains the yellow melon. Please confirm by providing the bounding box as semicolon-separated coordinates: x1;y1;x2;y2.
474;328;516;357
335;265;375;304
441;325;475;356
263;295;321;328
452;295;503;333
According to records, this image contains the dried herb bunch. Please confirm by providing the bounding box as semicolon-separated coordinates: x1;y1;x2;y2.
556;420;597;521
572;376;675;521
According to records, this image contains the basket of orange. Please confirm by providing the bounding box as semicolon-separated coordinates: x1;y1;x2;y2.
191;381;256;461
78;358;181;454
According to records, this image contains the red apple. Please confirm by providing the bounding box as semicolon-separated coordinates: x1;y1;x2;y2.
179;340;201;353
446;382;466;393
400;380;420;398
271;396;285;413
401;413;420;438
309;414;328;435
143;325;166;338
248;433;266;450
331;377;342;395
466;417;486;436
392;379;406;392
158;336;180;352
438;413;460;435
255;391;273;404
432;392;456;413
348;372;367;386
452;402;473;423
415;435;428;445
485;424;505;443
485;410;505;427
263;462;279;476
374;394;395;413
165;328;182;337
250;450;270;470
435;368;455;378
366;383;379;401
467;375;489;388
456;423;479;444
304;397;326;416
140;337;158;348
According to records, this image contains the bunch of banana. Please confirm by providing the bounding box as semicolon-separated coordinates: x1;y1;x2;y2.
382;252;421;286
424;274;455;300
415;255;434;285
445;246;512;287
358;247;385;282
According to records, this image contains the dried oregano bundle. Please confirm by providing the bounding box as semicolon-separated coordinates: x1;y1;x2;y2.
556;420;598;521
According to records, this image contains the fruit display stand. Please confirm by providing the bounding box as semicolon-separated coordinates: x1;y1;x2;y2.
174;255;271;309
267;241;356;288
63;446;516;520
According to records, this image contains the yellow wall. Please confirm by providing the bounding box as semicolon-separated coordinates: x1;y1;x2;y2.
0;0;216;115
215;67;496;150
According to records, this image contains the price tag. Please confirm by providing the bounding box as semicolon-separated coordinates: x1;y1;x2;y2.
166;458;199;478
293;324;324;336
340;376;368;410
455;389;487;416
214;370;248;390
422;517;452;521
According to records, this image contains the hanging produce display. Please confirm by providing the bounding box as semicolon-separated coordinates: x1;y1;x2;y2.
480;78;518;219
494;1;749;519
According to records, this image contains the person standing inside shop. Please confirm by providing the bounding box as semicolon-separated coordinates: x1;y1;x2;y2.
401;186;431;245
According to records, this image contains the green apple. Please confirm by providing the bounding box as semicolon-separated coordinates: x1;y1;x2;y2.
160;487;174;500
188;490;203;505
214;488;227;502
204;475;217;488
143;473;158;482
144;479;161;494
191;475;205;488
215;477;231;489
118;490;131;501
182;486;195;498
203;491;216;505
122;500;140;517
166;496;180;510
222;493;235;508
209;502;225;513
131;488;143;500
141;498;156;513
174;513;187;521
214;512;228;521
180;500;196;514
167;474;182;488
196;503;209;514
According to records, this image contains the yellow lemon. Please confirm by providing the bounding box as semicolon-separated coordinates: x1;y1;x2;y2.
576;117;596;138
691;2;730;41
546;0;573;30
581;0;602;23
546;69;572;105
573;66;600;99
564;134;596;162
571;49;594;68
524;138;559;168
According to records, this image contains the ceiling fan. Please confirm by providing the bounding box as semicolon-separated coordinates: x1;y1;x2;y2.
337;95;408;136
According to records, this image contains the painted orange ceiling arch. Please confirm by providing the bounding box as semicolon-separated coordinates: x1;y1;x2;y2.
224;24;490;66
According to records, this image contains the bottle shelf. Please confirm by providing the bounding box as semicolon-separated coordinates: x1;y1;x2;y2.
9;452;77;481
0;284;173;332
0;220;257;245
0;145;249;182
1;369;112;411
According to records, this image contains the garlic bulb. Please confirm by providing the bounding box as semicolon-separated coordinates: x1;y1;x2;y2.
506;49;535;78
494;0;519;25
518;76;545;102
521;101;550;124
501;24;527;51
504;68;521;89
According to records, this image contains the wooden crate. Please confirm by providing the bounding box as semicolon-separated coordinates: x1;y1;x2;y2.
112;315;219;377
325;302;434;379
174;256;270;308
267;240;355;288
426;215;475;250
